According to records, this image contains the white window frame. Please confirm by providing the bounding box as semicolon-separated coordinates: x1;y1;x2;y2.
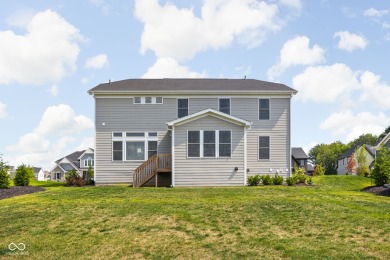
187;130;232;158
258;98;270;120
177;98;189;118
84;157;94;167
258;136;270;160
133;97;163;104
112;131;158;162
218;98;231;115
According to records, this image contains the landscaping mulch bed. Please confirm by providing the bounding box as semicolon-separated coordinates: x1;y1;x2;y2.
362;186;390;197
0;186;45;200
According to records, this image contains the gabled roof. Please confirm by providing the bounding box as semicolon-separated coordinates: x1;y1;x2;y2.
55;150;86;164
167;108;252;128
338;145;375;160
33;167;42;174
88;78;297;95
375;132;390;149
291;147;309;159
78;148;94;159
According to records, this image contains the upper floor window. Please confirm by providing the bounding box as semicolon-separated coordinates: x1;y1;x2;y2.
178;98;189;118
219;98;230;115
258;136;270;160
84;157;94;167
134;97;163;104
259;99;270;120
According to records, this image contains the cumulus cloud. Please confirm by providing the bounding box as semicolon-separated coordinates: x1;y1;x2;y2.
320;110;390;142
360;71;390;110
0;102;8;119
85;54;108;69
36;104;94;135
363;8;388;17
135;0;284;61
0;9;83;85
334;31;368;52
292;63;359;103
279;0;301;10
6;8;36;29
267;35;325;80
6;104;93;169
142;58;206;78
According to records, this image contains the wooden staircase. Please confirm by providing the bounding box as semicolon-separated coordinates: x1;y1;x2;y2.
133;154;172;187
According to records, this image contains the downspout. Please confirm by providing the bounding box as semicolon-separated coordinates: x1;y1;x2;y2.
171;126;175;187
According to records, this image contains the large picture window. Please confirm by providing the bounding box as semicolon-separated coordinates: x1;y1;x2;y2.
259;136;270;160
187;130;231;158
178;98;189;118
112;132;158;161
259;99;270;120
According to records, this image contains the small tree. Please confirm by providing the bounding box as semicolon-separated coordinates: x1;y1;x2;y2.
355;146;369;176
0;155;11;189
372;147;390;186
313;164;325;176
346;153;357;175
14;164;34;186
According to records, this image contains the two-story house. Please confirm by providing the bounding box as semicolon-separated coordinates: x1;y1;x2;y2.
88;78;297;187
51;148;94;181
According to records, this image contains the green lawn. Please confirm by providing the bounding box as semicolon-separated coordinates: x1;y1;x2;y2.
1;176;389;259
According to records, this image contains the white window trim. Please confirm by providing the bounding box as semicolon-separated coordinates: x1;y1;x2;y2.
258;136;271;161
133;97;163;104
258;98;271;120
187;130;232;159
218;97;231;115
84;157;94;167
177;98;189;118
112;132;158;162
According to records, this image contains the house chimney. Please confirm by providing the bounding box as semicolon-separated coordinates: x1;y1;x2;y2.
109;79;111;84
244;75;246;80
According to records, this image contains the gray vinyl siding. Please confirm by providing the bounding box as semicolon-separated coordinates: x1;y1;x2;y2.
174;116;245;186
94;96;291;184
51;166;65;181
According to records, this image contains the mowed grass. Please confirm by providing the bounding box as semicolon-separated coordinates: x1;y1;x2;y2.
0;176;389;259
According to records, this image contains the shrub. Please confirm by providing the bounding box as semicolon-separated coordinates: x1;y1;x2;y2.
286;176;297;186
261;174;273;185
372;147;390;186
65;169;86;187
295;173;307;184
273;174;284;185
86;165;95;185
307;178;313;185
247;175;261;186
14;164;34;186
0;156;10;189
313;164;325;176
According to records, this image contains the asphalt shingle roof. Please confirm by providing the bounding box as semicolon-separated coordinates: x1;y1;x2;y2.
291;147;309;159
88;78;297;94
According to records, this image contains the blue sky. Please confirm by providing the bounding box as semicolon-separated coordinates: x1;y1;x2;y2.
1;0;390;169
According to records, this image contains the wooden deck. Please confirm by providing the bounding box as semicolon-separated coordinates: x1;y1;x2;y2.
133;154;172;187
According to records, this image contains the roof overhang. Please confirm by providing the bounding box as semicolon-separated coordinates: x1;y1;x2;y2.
78;148;94;160
167;108;252;128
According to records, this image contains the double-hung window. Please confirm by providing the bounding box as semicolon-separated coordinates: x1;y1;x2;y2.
258;136;270;160
178;98;189;118
219;98;231;115
187;130;231;158
259;99;270;120
84;157;94;167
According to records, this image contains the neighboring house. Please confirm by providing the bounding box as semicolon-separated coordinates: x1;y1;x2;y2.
337;145;375;175
33;167;45;181
6;166;15;177
51;148;94;181
375;132;390;150
88;78;297;187
291;147;309;173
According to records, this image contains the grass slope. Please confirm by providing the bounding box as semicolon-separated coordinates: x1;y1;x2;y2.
0;176;389;259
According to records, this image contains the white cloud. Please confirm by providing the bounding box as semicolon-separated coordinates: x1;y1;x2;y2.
142;58;206;78
334;31;368;52
6;104;93;169
85;54;108;69
359;71;390;110
320;110;390;142
0;10;83;85
279;0;301;10
363;8;388;17
292;63;359;103
81;77;89;84
267;35;325;80
383;22;390;29
36;104;94;135
48;85;59;97
0;102;8;119
76;137;95;151
135;0;285;61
